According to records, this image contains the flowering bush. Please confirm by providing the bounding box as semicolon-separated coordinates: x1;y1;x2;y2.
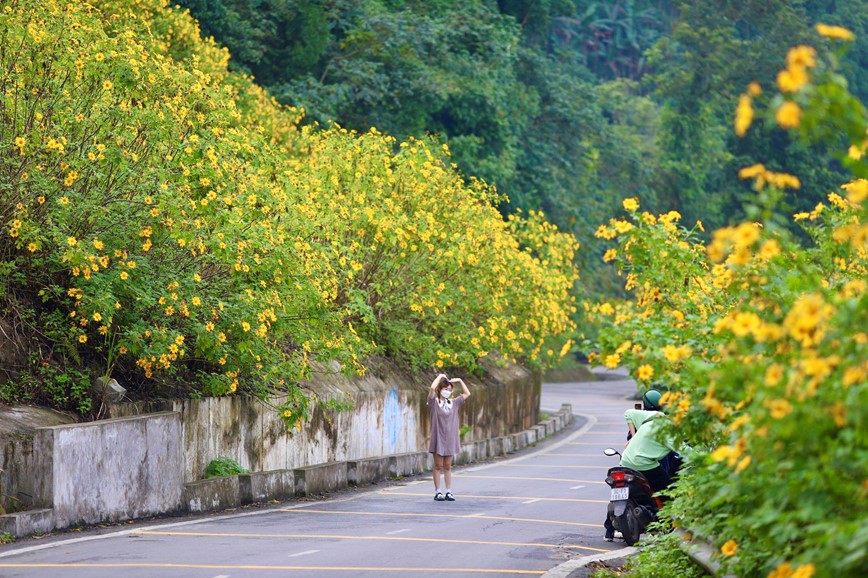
589;26;866;578
0;0;578;424
290;126;579;370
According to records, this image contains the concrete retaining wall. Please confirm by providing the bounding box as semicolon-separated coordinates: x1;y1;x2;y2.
104;357;539;482
0;359;554;537
36;412;184;528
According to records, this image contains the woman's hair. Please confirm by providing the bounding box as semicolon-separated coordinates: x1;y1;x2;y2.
436;377;452;397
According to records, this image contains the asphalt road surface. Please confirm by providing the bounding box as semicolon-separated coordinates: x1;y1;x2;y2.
0;373;637;577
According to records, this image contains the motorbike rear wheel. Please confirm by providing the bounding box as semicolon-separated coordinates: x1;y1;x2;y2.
619;501;642;546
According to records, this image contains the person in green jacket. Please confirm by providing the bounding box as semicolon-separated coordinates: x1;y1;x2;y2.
605;392;689;541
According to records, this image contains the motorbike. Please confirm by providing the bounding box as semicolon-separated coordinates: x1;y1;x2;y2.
603;447;662;546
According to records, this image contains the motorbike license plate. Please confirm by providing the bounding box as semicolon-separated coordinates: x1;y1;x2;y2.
610;487;629;501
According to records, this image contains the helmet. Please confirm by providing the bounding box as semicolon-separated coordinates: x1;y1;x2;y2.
642;389;663;411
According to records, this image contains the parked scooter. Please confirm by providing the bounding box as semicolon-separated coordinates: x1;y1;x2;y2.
603;447;662;545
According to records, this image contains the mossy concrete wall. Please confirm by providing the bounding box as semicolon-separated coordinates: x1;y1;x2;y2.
107;357;540;482
37;412;184;528
0;406;77;514
0;357;542;534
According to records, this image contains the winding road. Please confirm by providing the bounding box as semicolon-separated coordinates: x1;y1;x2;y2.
0;373;637;577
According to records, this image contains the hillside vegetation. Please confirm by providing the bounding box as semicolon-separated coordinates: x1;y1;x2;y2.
589;27;867;578
0;0;578;424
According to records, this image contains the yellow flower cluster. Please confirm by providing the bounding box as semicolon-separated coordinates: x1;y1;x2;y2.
737;163;801;191
777;45;816;94
768;561;816;578
815;23;854;41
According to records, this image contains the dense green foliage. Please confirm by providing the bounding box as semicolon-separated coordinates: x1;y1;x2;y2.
178;0;868;295
0;0;578;423
589;30;867;578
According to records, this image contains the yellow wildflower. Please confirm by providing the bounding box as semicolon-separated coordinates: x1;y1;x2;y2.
711;446;731;462
841;179;867;204
783;293;834;346
777;67;808;93
720;539;738;557
768;399;793;419
765;364;784;386
776;101;801;129
730;311;761;337
735;94;753;137
787;45;817;69
758;239;781;260
738;163;766;180
637;364;654;381
816;23;854;41
768;562;793;578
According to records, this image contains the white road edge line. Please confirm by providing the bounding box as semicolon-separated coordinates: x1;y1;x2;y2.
385;529;410;535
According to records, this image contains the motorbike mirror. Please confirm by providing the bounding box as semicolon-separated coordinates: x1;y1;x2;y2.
603;448;619;457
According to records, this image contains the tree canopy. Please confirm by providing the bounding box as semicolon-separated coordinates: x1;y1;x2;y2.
177;0;868;296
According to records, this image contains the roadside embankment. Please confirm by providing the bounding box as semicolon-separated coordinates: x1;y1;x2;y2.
0;358;574;538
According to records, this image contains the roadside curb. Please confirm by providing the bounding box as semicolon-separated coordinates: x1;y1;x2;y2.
542;546;638;577
675;528;735;578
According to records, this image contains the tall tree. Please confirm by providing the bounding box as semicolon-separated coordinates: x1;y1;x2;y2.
645;0;849;231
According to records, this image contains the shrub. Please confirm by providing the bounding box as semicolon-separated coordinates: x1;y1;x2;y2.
203;457;249;479
588;25;867;578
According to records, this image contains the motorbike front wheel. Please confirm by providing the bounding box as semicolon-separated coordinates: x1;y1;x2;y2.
619;501;642;546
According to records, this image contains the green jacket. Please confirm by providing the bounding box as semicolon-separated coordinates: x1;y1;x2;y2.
624;408;662;431
620;416;686;471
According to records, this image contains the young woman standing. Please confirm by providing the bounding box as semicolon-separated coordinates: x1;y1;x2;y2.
428;373;471;501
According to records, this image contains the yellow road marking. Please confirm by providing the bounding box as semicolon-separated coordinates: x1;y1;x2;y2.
137;530;610;553
377;489;607;504
0;563;544;574
457;474;603;484
280;509;602;528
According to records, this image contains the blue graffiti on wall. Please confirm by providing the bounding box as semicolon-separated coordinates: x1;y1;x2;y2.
383;387;401;452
